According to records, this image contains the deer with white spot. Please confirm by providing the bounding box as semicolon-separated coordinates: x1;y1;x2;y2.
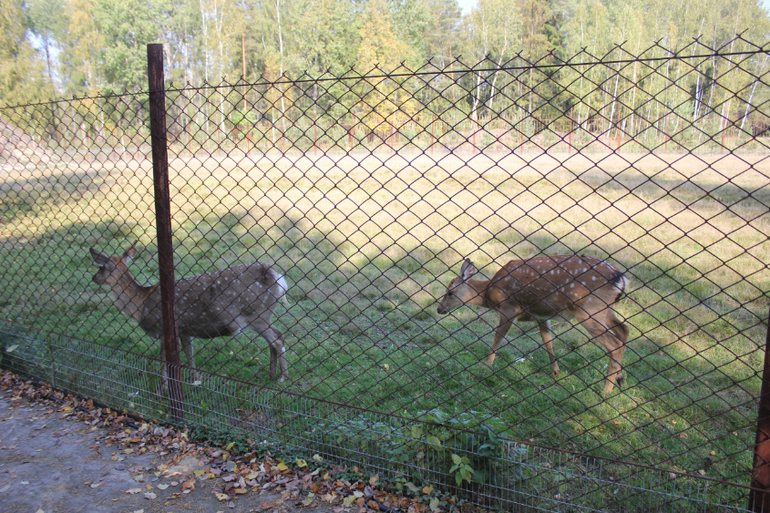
437;255;629;394
89;242;289;394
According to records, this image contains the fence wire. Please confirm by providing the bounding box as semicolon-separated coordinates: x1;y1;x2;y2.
1;36;770;512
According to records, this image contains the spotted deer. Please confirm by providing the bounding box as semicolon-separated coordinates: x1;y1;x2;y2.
89;242;289;394
437;255;630;394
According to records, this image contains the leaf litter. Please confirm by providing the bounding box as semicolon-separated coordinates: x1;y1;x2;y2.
1;368;486;513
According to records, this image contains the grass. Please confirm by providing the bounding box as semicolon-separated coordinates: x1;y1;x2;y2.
1;147;768;494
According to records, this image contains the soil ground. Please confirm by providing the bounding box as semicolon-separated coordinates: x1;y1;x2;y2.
0;389;339;513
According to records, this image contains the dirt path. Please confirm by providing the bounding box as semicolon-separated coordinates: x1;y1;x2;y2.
0;390;336;513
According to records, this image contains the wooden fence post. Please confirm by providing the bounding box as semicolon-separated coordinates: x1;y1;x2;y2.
750;303;770;512
147;43;184;422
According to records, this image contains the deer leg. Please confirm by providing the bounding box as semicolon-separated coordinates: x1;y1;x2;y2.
159;339;168;396
269;343;278;377
571;308;625;395
487;315;513;367
257;326;289;382
181;336;199;383
606;311;629;386
607;311;630;343
603;341;625;394
538;320;559;378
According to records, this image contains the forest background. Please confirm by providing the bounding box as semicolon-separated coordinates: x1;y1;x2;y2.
1;0;770;108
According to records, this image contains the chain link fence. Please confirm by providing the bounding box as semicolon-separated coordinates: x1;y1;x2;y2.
2;37;770;511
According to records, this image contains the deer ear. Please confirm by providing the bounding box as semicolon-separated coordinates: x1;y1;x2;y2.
460;259;477;281
123;242;138;261
90;248;110;267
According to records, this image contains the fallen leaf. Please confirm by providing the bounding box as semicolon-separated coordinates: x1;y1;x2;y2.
277;463;289;472
125;488;143;494
343;495;357;507
215;493;229;501
157;484;169;490
369;475;379;486
144;492;157;499
296;459;307;468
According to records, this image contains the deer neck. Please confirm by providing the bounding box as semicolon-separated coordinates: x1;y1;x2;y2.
109;272;151;324
465;278;494;309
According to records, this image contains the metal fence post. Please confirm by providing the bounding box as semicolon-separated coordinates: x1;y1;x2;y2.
147;43;184;422
750;305;770;512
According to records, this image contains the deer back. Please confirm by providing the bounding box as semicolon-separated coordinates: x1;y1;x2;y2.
487;255;627;317
133;263;286;340
92;245;287;340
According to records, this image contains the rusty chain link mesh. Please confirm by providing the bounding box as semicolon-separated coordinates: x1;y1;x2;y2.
2;37;770;511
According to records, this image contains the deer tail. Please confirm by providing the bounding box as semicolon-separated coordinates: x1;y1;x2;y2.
269;267;290;306
609;270;630;301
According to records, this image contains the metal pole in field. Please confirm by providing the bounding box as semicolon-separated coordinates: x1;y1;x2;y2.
750;306;770;512
147;43;184;422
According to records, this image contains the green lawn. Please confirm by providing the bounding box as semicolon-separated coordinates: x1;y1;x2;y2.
1;148;768;488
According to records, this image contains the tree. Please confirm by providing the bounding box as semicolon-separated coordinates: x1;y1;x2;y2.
356;0;414;72
63;0;104;94
92;0;165;93
422;0;462;66
158;0;203;84
294;0;360;75
26;0;65;91
0;0;47;105
355;0;418;134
